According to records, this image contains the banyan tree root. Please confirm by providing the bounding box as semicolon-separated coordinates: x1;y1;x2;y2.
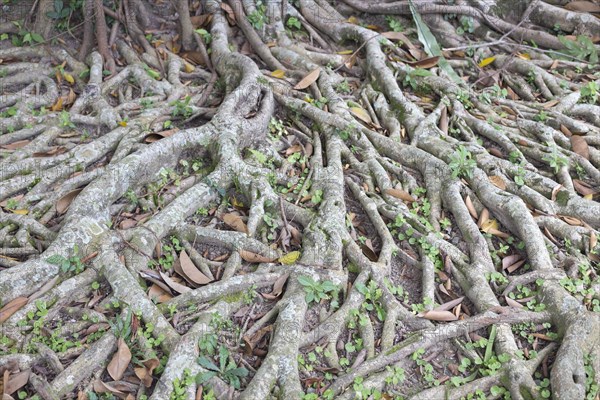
1;0;600;398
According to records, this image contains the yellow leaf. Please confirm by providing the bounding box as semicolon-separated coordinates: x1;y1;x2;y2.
278;251;300;265
480;219;498;233
347;16;359;24
51;96;63;112
12;209;29;215
584;194;594;200
271;69;285;78
118;121;128;127
337;50;353;55
478;56;496;68
350;107;372;124
184;62;195;73
517;53;531;60
63;72;75;84
231;197;244;208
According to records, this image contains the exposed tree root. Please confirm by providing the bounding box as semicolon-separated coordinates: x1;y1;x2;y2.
1;0;600;398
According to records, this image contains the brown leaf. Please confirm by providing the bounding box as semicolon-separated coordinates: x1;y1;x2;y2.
239;250;277;263
381;31;421;59
439;106;448;134
222;213;248;234
4;370;29;395
32;146;68;157
147;284;173;303
271;273;290;297
489;175;506;190
386;188;416;202
562;215;583;226
107;338;132;381
433;296;464;312
285;144;303;156
220;3;236;24
242;325;273;355
505;296;524;308
573;179;596;196
565;1;600;12
381;31;411;42
438;283;449;296
570;135;589;159
133;359;159;388
93;380;125;396
590;231;597;250
465;195;477;219
477;208;490;228
502;254;522;270
0;297;28;323
180;51;206;66
190;14;213;29
360;242;378;261
1;140;30;150
56;188;83;214
488;148;504;158
178;250;212;285
294;68;321;90
406;56;440;69
542;99;560;109
506;259;526;273
560;124;573;137
420;310;458;321
304;143;314;158
487;227;511;239
119;218;137;229
144;129;179;143
159;272;191;294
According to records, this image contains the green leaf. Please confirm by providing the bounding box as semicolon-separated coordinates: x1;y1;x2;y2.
227;367;248;377
219;346;228;371
47;254;68;265
196;371;218;384
297;275;314;287
407;0;462;85
197;356;219;371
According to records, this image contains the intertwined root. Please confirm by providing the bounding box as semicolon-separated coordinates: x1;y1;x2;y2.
1;0;600;398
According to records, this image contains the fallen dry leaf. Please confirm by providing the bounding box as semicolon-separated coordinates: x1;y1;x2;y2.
565;1;600;12
107;338;132;381
0;297;28;323
56;188;84;214
177;250;212;285
1;140;30;150
147;284;173;303
489;175;506;190
570;135;589;159
4;370;30;395
465;195;478;219
294;68;321;90
432;296;464;312
222;213;248;234
406;56;440;69
159;272;191;294
239;250;277;263
386;188;416;202
420;310;458;321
